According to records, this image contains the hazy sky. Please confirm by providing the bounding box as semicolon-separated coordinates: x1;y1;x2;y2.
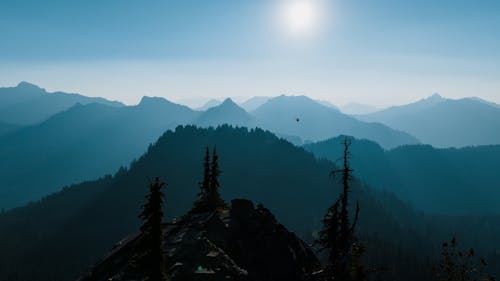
1;0;500;107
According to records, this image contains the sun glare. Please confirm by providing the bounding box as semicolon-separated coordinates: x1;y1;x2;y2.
280;0;321;36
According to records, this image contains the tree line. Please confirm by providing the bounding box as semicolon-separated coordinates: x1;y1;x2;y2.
131;137;497;281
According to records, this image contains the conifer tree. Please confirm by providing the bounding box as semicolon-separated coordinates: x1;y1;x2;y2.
192;146;211;212
208;146;226;211
133;177;168;281
318;137;363;281
339;139;355;251
191;146;226;213
201;146;211;197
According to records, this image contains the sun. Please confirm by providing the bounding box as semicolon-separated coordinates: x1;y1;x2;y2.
280;0;320;36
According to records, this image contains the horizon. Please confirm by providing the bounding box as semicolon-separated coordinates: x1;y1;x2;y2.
0;80;491;111
1;0;500;107
5;2;500;281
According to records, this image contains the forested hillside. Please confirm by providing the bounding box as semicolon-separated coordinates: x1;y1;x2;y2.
1;126;499;281
0;85;422;209
304;137;500;214
0;99;198;208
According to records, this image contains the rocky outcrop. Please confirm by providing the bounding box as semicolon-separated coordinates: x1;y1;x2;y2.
79;199;323;281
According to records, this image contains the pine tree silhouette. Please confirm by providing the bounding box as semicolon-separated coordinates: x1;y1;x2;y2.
131;177;168;281
208;146;226;211
318;137;363;281
201;146;211;198
191;146;226;213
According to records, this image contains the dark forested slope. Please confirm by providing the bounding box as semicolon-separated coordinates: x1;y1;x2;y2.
0;126;437;281
2;126;499;281
304;137;500;214
0;98;198;208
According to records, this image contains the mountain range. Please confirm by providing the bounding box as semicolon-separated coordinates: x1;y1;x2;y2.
0;96;196;208
0;84;420;208
0;82;123;125
2;82;500;211
0;126;340;280
252;95;418;147
357;93;500;147
1;126;500;281
195;98;256;128
196;96;272;112
305;136;500;214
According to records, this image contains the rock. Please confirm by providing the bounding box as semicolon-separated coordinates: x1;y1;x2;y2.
79;199;322;281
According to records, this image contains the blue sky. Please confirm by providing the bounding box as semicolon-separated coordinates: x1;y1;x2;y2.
1;0;499;106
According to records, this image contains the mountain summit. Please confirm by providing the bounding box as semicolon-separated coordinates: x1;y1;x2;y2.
359;95;500;147
220;97;240;108
195;98;256;128
79;199;322;281
138;96;174;107
16;81;45;92
0;82;123;125
253;95;419;148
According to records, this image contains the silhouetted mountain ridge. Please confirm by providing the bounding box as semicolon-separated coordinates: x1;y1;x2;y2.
0;82;123;125
195;98;256;128
0;100;199;208
305;136;500;214
358;94;500;147
1;126;500;281
253;95;419;148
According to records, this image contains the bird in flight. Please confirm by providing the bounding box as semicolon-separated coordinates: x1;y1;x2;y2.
295;117;300;122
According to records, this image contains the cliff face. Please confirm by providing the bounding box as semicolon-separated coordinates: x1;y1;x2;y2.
79;199;323;281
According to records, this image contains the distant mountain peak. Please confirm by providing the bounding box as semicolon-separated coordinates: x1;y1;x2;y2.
138;96;173;106
16;81;44;92
221;97;237;105
195;97;254;127
427;93;444;101
212;97;246;112
410;93;446;108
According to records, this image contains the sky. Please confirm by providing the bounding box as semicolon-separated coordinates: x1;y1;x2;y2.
1;0;500;107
